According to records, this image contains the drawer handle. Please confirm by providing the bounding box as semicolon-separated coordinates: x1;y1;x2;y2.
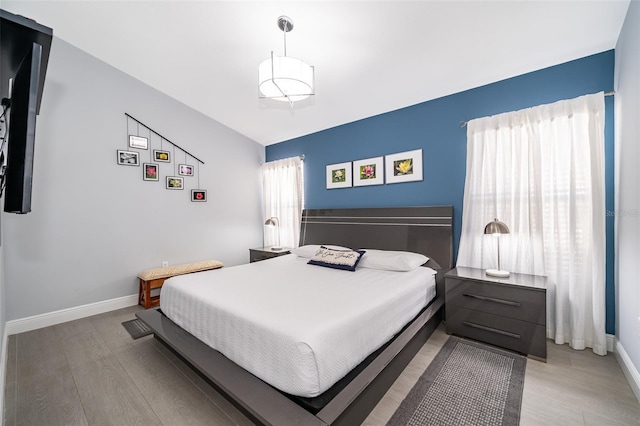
463;293;521;307
462;321;521;339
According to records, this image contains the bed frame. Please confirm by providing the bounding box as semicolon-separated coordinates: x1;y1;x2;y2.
137;206;453;425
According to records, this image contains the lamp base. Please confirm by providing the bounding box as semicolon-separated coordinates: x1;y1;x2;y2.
271;246;283;251
485;269;510;278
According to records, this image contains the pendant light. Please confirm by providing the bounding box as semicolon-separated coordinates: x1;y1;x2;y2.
258;16;314;107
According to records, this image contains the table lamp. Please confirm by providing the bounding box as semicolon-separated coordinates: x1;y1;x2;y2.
264;217;282;251
484;218;510;278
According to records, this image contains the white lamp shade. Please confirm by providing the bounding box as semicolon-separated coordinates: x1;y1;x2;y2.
259;54;314;102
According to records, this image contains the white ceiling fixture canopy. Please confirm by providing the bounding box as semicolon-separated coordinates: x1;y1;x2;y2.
258;15;315;107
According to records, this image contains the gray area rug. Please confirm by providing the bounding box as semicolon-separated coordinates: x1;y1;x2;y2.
387;336;526;426
122;318;153;340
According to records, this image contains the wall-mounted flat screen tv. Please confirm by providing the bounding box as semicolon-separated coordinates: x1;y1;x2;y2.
1;9;52;214
3;42;42;214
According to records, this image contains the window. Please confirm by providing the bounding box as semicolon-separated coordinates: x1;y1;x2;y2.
457;93;606;355
262;156;304;248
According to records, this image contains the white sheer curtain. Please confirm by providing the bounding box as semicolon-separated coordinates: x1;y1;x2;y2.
262;156;304;249
457;92;606;355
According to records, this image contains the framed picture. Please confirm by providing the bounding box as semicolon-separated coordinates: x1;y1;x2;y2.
153;149;171;163
353;156;384;187
117;150;139;166
179;164;194;176
129;135;148;150
143;163;159;181
385;149;423;184
166;176;184;190
191;189;207;202
326;162;352;189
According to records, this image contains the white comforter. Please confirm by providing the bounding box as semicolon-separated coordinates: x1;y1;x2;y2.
160;254;436;397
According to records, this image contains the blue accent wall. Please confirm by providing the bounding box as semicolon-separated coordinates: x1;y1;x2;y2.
267;51;616;334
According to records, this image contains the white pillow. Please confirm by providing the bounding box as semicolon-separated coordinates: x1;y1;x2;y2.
357;249;429;271
291;244;352;258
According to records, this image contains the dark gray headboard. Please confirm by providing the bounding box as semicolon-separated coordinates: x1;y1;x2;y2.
299;206;453;270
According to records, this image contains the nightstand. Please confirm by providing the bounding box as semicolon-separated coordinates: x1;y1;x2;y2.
445;266;548;361
249;247;291;263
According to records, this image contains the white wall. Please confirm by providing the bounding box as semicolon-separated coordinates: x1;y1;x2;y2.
1;37;265;321
614;0;640;398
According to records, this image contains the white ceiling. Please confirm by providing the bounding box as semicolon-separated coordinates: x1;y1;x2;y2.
1;1;630;146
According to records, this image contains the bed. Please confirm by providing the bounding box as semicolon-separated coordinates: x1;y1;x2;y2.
137;206;453;425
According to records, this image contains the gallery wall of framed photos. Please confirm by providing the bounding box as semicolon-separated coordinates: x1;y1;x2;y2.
118;113;207;202
326;149;423;190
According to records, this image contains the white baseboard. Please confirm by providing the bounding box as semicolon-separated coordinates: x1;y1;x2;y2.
5;294;139;336
615;339;640;404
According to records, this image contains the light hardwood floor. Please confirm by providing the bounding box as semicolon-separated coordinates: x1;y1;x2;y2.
4;305;640;425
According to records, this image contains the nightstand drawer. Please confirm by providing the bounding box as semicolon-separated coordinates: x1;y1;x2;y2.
446;278;545;325
250;251;275;263
249;247;291;263
446;305;547;360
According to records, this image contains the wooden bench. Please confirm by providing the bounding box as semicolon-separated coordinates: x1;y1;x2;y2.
138;259;224;309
